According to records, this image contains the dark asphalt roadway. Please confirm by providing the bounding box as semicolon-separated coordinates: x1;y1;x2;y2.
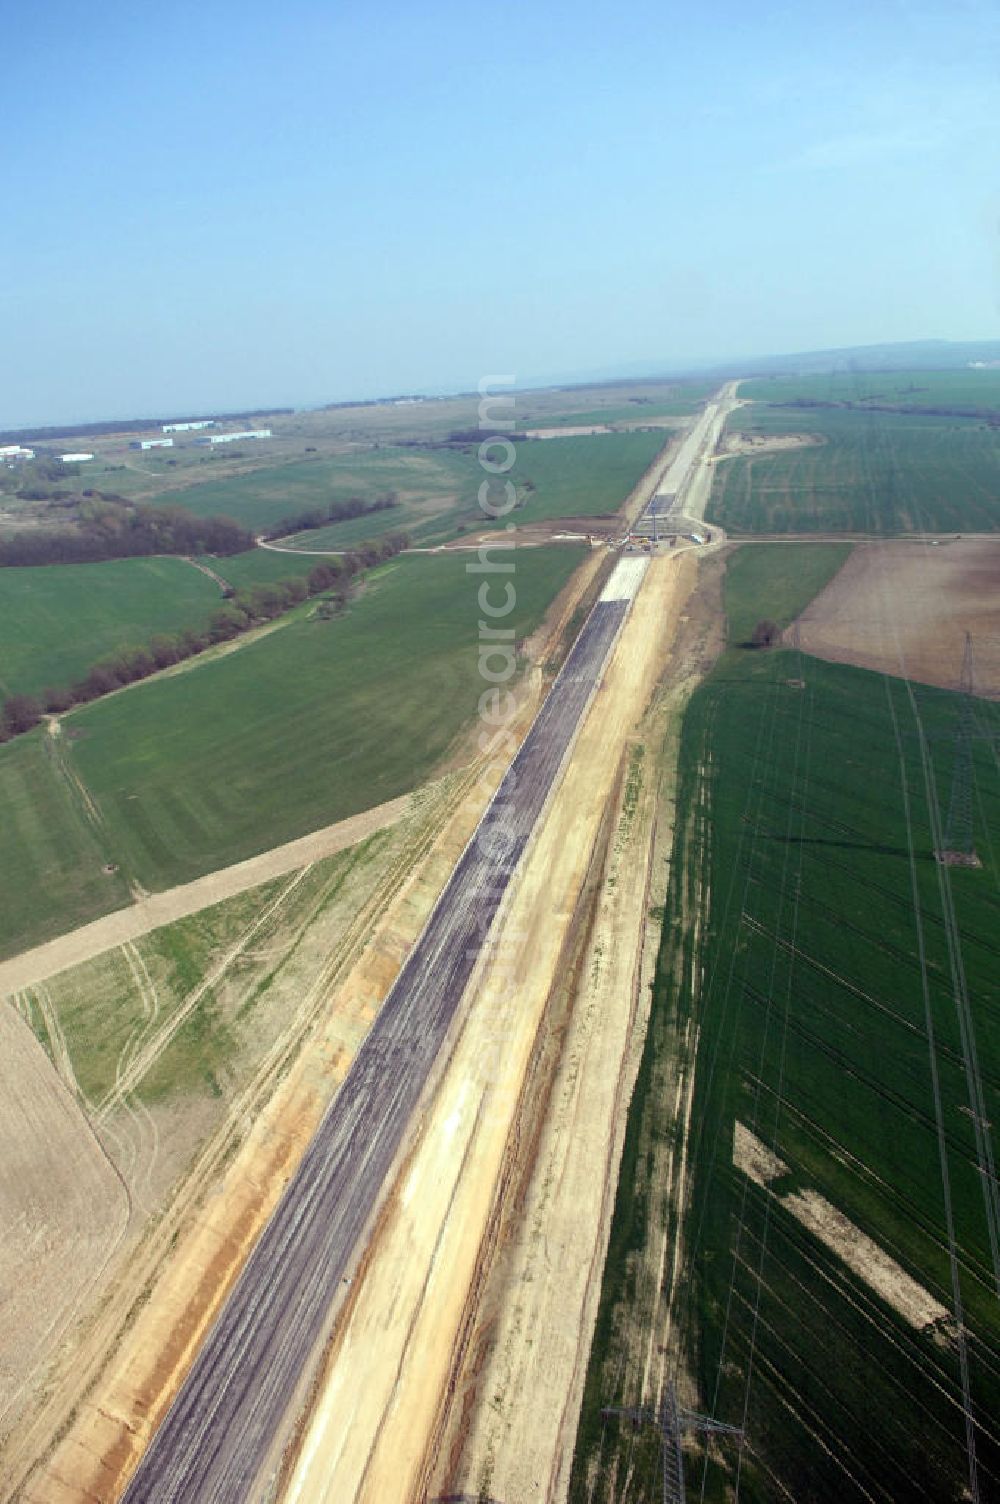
120;595;631;1503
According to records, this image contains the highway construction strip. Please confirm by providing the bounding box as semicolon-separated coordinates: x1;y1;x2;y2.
119;559;649;1503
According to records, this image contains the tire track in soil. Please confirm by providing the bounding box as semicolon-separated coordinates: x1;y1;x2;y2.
97;868;311;1120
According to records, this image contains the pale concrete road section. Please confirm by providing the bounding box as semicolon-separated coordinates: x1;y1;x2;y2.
599;555;649;601
119;588;640;1502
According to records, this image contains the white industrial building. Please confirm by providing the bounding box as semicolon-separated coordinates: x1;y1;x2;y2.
59;452;95;463
200;428;272;446
130;437;175;450
0;444;34;462
163;419;215;433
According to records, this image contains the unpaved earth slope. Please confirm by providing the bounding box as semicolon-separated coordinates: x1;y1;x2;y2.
277;553;693;1504
426;553;726;1504
570;558;728;1504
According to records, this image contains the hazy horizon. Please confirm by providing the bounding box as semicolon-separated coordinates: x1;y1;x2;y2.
5;334;1000;436
4;0;999;427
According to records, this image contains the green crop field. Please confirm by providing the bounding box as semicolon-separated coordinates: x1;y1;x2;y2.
723;540;853;645
204;546;324;588
155;446;479;534
516;378;713;422
18;835;392;1109
162;429;668;544
525;391;714;429
271;507;415;552
739;368;1000;414
0;546;581;958
710;400;1000;534
573;544;1000;1503
512;430;666;524
0;556;222;700
17;876;285;1106
0;731;133;953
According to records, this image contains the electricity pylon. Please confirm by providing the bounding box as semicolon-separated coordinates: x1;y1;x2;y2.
602;1382;743;1504
937;634;981;867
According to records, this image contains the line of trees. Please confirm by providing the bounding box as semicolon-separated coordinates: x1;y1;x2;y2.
262;492;399;541
0;531;409;744
443;428;530;446
0;489;404;566
776;397;1000;422
0;495;253;566
0;457;82;499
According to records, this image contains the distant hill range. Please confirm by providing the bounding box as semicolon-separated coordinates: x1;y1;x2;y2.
706;337;1000;379
8;340;1000;443
518;338;1000;393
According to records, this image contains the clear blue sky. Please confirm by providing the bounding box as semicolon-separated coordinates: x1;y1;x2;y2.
3;0;998;425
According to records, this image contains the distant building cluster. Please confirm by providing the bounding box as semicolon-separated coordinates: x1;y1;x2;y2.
196;428;272;446
0;416;275;473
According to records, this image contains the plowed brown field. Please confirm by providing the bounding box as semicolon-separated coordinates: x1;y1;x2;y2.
792;535;1000;696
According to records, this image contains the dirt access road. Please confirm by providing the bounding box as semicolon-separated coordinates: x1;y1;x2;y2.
0;797;410;996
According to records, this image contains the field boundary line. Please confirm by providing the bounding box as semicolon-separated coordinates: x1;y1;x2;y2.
0;793;414;996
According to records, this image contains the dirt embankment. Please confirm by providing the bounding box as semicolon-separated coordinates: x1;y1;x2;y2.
564;554;728;1504
790;535;1000;697
423;557;720;1504
713;430;824;460
274;553;707;1504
